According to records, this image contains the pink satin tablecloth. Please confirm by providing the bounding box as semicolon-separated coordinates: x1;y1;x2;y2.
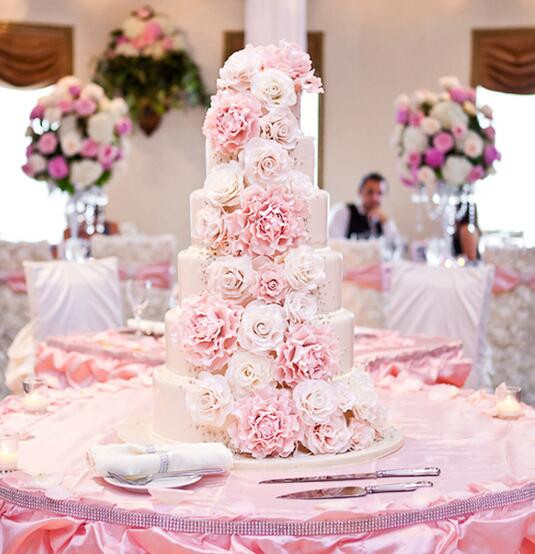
0;378;533;553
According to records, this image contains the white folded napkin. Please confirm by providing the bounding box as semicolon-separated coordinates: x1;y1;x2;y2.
126;318;165;335
88;442;233;478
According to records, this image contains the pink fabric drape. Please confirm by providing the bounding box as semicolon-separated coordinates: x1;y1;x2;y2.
343;263;391;291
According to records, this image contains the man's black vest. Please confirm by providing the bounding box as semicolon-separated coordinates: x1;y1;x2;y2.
345;204;383;239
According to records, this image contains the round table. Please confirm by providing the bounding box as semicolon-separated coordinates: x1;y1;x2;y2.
0;377;534;553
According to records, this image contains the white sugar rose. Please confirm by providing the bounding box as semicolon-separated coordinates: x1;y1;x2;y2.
242;137;292;187
349;419;376;450
302;412;352;455
226;350;273;397
285;246;326;291
121;15;145;39
402;126;427;153
293;380;338;424
238;301;286;353
259;109;301;150
28;154;46;174
284;290;318;323
333;381;357;412
462;131;484;158
70;160;103;190
251;68;297;109
417;166;436;187
350;369;381;422
442;155;472;186
88;112;114;143
194;202;226;249
218;45;264;92
420;117;441;136
185;372;234;427
204;161;244;207
207;255;255;301
284;170;314;196
60;131;82;156
81;83;105;102
430;100;468;129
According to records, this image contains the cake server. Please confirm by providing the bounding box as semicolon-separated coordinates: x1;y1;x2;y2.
278;480;433;500
260;466;440;485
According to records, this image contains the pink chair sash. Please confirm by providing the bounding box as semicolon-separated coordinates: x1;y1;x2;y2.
343;263;391;291
492;266;535;294
118;262;172;289
0;270;27;294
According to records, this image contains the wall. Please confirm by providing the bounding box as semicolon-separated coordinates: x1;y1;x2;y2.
4;0;535;246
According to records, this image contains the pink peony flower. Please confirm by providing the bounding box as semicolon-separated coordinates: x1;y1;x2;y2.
253;257;289;304
467;164;485;183
226;185;308;257
275;323;340;387
484;144;501;165
97;144;119;169
349;418;376;450
302;411;352;455
202;91;261;156
47;156;69;179
424;148;445;168
37;132;58;155
58;99;74;113
174;292;242;372
74;97;97;117
30;104;45;120
227;388;301;458
433;131;454;153
68;84;81;98
81;138;99;158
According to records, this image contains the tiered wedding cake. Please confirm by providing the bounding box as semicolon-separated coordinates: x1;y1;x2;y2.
153;42;392;461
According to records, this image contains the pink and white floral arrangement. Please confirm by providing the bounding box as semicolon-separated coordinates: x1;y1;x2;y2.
392;76;501;190
22;76;132;194
170;43;387;459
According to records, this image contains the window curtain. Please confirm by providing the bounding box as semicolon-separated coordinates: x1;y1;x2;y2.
0;22;72;88
472;28;535;94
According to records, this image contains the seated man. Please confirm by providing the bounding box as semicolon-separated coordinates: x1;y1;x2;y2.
329;172;398;240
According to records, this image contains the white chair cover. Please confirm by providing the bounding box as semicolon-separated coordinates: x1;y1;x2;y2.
385;261;495;389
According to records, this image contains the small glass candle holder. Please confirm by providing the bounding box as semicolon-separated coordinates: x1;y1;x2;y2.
0;435;19;471
22;377;50;414
496;385;523;419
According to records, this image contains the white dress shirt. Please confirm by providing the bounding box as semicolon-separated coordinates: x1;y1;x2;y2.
328;203;399;240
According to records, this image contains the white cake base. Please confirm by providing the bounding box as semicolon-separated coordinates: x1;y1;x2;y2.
115;415;404;471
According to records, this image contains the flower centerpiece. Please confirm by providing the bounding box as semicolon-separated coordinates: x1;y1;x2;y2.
93;5;209;135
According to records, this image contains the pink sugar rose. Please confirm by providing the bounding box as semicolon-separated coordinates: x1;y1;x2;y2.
227;388;301;458
349;418;376;450
175;292;243;372
58;98;74;114
195;201;229;251
226;185;308;257
97;144;119;169
242;137;293;187
275;323;340;387
433;132;454;153
252;257;289;304
47;156;69;179
30;104;45;120
424;148;445;168
467;164;485;184
37;132;58;155
217;45;265;92
81;138;99;158
203;91;262;156
74;97;97;117
302;411;352;455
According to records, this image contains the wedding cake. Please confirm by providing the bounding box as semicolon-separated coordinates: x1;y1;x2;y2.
152;42;390;461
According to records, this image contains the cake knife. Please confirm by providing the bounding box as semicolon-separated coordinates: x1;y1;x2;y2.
260;466;440;484
278;480;433;500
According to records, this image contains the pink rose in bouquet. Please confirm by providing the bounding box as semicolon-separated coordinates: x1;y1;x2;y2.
175;292;243;372
81;138;99;158
203;91;261;156
48;156;69;179
38;133;58;155
227;388;301;458
302;411;352;455
275;323;340;387
74;97;97;117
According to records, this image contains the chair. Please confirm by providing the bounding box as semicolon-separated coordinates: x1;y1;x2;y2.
90;234;177;321
5;257;123;392
329;239;386;328
385;260;495;389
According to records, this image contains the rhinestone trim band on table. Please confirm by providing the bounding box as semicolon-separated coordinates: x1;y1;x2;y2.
0;482;533;536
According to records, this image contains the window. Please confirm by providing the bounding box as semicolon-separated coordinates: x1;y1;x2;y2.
0;85;66;243
474;86;535;245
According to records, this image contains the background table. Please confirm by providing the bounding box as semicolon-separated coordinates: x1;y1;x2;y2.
0;378;533;553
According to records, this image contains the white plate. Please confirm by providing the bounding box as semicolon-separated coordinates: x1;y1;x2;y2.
103;473;202;493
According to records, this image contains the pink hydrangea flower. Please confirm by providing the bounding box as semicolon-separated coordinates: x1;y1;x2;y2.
202;91;262;156
30;104;45;120
227;388;301;458
226;185;308;257
48;156;69;179
275;323;340;387
433;132;454;153
74;97;97;117
175;292;243;372
37;132;58;155
302;411;352;455
81;138;99;158
252;257;289;304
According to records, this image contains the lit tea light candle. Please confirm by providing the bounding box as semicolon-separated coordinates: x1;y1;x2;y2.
496;386;523;419
22;378;50;414
0;436;19;471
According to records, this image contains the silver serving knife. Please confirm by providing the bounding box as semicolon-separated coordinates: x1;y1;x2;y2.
260;466;440;485
278;480;433;500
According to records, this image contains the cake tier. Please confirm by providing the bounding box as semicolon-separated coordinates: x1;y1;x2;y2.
176;245;342;311
190;188;329;249
165;306;354;378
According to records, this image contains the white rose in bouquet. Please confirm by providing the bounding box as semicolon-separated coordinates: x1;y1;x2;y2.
441;155;472;186
207;255;255;301
81;83;105;101
28;154;47;174
44;107;62;125
56;76;82;92
462;130;484;158
402;126;427;153
204;161;244;207
293;380;338;424
285;245;326;291
251;68;297;109
284;290;318;323
226;350;273;397
60;131;82;156
242;137;292;187
108;97;129;117
430;100;468;129
121;15;145;39
185;372;234;427
439;76;461;89
259;109;301;150
420;117;441;136
59;115;77;137
88;112;114;144
417;166;436;187
238;301;286;353
70;160;103;190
